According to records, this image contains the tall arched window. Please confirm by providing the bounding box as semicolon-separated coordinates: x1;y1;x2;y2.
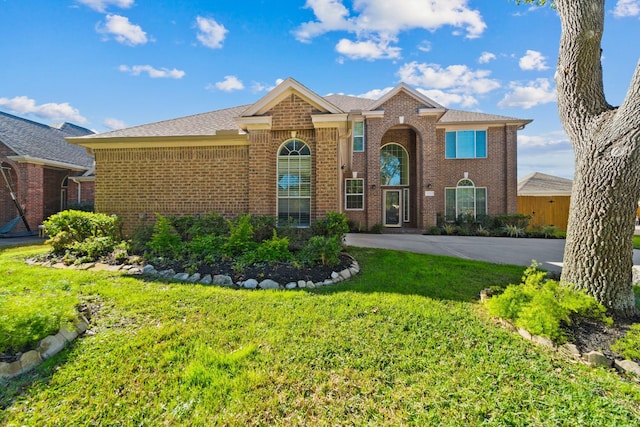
380;143;409;186
445;178;487;221
277;139;311;227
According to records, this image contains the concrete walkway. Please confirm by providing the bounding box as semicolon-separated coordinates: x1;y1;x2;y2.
346;233;640;273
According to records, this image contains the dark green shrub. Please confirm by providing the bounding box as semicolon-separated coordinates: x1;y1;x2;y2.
187;234;225;264
148;214;183;259
44;210;121;257
301;235;342;266
485;263;611;343
222;214;256;257
254;230;291;263
313;211;349;241
370;223;384;234
130;225;153;255
424;226;442;235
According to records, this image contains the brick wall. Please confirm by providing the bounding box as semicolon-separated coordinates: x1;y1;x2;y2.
95;146;249;235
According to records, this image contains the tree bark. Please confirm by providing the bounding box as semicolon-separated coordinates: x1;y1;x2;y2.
556;0;640;318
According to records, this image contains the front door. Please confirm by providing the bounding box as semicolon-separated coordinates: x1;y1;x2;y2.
384;189;401;227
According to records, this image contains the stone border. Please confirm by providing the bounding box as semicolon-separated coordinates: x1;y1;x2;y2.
30;256;361;290
481;289;640;380
0;315;89;381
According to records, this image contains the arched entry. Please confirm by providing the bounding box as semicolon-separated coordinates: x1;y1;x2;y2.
380;143;410;227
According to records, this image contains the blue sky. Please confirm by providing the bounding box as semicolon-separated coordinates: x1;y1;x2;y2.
1;0;639;179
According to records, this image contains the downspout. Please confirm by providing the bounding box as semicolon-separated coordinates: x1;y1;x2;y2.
70;178;82;204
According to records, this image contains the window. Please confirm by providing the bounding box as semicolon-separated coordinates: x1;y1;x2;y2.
277;139;311;227
345;178;364;210
445;179;487;221
380;143;409;186
445;130;487;159
353;121;364;152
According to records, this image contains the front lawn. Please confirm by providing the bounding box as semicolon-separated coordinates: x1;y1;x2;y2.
1;244;639;426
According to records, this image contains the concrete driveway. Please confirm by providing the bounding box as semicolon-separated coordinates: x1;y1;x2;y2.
345;233;640;273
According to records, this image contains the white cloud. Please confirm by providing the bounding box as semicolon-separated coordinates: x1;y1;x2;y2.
196;16;227;49
104;117;127;130
518;131;569;148
251;79;285;93
613;0;640;17
397;62;501;96
212;75;245;92
76;0;134;12
417;41;432;53
0;96;88;124
119;65;185;79
416;88;478;108
478;51;496;64
97;14;148;46
498;78;556;109
518;131;574;179
357;87;393;99
519;50;549;71
336;38;401;60
294;0;486;61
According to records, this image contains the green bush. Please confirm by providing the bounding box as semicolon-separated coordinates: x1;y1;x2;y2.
0;288;79;354
301;235;342;266
252;230;291;263
186;234;225;264
485;262;611;343
44;210;121;259
611;324;640;361
148;214;183;259
313;211;349;241
502;224;525;238
222;214;256;257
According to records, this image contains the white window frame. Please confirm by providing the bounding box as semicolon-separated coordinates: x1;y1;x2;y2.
445;129;488;159
345;178;365;211
353;120;365;152
444;179;487;221
277;139;312;227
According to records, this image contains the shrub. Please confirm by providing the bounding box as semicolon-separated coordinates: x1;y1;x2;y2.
313;211;350;241
612;324;640;361
541;225;559;238
485;262;611;343
300;235;342;266
369;223;384;234
222;214;256;257
253;230;291;263
250;215;278;243
503;224;525;238
44;210;121;258
186;234;225;264
148;214;183;259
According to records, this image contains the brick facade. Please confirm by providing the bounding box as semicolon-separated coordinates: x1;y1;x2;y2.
69;79;529;235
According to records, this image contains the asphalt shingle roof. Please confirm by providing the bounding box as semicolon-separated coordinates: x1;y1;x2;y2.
517;172;573;196
0;111;94;169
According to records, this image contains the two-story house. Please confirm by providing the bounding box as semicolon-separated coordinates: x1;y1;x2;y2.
68;78;531;235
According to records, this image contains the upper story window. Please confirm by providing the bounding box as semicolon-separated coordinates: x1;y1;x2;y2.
277;139;311;227
345;178;364;210
353;121;364;152
445;130;487;159
380;143;409;186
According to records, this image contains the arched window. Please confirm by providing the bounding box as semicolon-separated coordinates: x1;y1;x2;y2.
277;139;311;227
445;178;487;221
380;143;409;186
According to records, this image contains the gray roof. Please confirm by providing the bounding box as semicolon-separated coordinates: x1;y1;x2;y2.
0;111;94;169
81;105;249;139
518;172;573;196
76;88;529;140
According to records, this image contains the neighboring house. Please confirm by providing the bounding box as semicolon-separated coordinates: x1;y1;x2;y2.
0;111;95;234
517;172;573;231
68;78;531;235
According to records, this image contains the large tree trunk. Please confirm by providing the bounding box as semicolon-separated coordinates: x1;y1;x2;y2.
556;0;640;318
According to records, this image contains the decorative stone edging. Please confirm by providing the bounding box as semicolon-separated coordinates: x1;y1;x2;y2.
29;256;361;290
481;289;640;380
0;315;89;381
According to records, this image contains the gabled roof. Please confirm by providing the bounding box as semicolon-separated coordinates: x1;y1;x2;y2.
240;77;343;116
0;111;94;170
518;172;573;196
323;94;376;112
369;82;445;111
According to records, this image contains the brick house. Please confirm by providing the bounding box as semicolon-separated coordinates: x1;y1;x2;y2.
0;111;95;234
68;78;531;235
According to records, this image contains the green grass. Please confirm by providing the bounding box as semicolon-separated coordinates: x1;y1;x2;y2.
634;235;640;250
1;244;640;426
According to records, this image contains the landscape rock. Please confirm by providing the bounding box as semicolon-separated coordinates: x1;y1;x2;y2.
37;334;66;359
518;328;532;341
173;272;189;281
339;269;351;280
58;325;79;342
614;359;640;377
200;274;213;285
158;269;176;278
584;351;611;368
298;280;307;288
142;264;157;275
20;350;43;373
259;279;280;290
331;271;340;280
531;334;555;349
0;361;22;379
242;279;258;289
560;343;581;359
285;282;297;289
187;273;201;283
213;275;233;287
